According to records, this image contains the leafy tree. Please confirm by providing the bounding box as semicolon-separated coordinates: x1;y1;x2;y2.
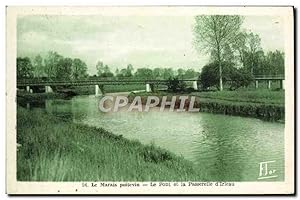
96;61;104;76
183;69;199;79
199;61;253;90
72;58;88;80
126;64;134;77
199;62;220;89
100;65;114;77
134;68;153;79
17;57;34;79
44;51;63;79
232;31;263;73
177;68;186;79
243;32;262;74
193;15;243;91
56;58;73;80
117;68;127;78
153;68;164;79
264;50;284;75
32;55;44;78
229;67;253;90
96;61;114;77
162;68;175;79
115;68;120;77
232;32;248;66
166;77;186;92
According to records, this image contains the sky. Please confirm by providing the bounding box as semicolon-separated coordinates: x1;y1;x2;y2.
17;15;284;75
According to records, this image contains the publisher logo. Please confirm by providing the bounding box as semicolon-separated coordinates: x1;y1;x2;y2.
258;160;277;180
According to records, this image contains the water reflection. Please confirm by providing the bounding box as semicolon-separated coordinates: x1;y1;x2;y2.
20;95;285;181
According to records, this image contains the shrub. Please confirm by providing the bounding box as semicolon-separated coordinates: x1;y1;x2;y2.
199;62;253;90
166;77;186;92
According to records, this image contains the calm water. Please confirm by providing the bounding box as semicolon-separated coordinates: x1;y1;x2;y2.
28;94;285;181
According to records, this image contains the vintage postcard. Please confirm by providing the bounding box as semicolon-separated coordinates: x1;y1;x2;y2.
6;6;294;195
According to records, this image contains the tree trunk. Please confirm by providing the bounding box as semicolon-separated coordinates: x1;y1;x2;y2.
219;60;223;91
217;46;223;91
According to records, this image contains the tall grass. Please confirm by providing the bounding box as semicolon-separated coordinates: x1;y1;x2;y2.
17;107;206;181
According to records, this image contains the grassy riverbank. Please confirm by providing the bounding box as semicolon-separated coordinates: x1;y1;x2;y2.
191;90;284;105
129;89;284;121
17;107;205;181
17;91;68;101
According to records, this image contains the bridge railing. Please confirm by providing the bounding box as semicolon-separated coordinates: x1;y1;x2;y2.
17;74;285;86
17;78;199;84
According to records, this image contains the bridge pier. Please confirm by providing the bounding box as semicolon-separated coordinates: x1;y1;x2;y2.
193;81;198;90
150;84;155;92
268;80;271;89
146;83;152;92
25;86;33;93
255;80;259;89
45;85;53;93
95;85;104;96
26;86;30;93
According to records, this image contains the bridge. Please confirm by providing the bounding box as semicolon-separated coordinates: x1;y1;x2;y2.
17;75;284;95
17;79;200;95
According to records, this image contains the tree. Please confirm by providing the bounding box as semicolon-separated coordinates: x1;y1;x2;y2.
56;58;73;80
152;68;164;79
229;67;253;90
32;55;44;78
101;65;114;77
183;69;199;79
96;61;104;76
177;68;186;79
96;62;114;77
17;57;33;79
193;15;243;91
134;68;153;79
167;77;186;92
162;68;175;79
199;61;252;90
199;62;220;89
115;68;120;77
44;51;63;79
244;32;262;74
265;50;284;75
126;64;134;77
72;58;88;80
117;68;127;78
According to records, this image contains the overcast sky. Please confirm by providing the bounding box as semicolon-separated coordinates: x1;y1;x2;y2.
17;15;284;75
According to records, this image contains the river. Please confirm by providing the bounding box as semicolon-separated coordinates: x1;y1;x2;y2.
25;94;285;181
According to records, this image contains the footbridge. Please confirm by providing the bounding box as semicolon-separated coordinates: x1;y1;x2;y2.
17;74;284;95
17;78;199;95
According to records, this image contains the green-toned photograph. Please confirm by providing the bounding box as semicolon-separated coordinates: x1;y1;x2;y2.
7;6;294;195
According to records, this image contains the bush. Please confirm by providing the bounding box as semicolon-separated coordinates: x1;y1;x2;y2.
199;62;253;90
229;68;253;90
166;77;186;92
